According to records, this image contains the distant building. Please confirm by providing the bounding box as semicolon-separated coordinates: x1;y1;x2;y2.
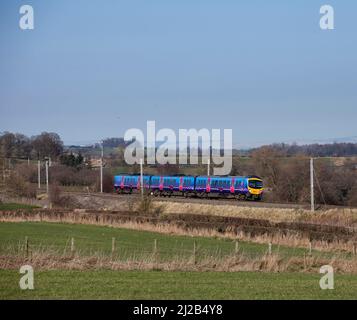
88;158;105;168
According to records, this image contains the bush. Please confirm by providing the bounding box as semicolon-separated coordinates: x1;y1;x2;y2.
14;163;38;183
6;172;36;198
50;165;97;187
102;172;114;193
137;194;153;215
137;193;166;216
348;186;357;206
49;183;78;208
49;183;62;206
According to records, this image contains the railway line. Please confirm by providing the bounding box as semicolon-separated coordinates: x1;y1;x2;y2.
62;191;352;211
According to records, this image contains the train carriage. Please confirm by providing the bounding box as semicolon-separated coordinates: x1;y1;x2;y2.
149;175;195;197
114;174;151;194
114;174;263;201
199;175;264;200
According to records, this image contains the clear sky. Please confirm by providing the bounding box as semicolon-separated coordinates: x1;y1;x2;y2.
0;0;356;147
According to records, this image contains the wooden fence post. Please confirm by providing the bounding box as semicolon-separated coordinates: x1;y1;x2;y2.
353;243;356;256
308;241;312;256
153;239;158;267
268;242;272;255
235;240;239;255
154;239;157;254
193;240;197;265
25;236;29;258
111;237;116;261
71;237;75;257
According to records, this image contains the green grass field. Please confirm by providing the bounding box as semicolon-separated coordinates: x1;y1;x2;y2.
1;270;356;299
0;221;329;260
1;221;356;300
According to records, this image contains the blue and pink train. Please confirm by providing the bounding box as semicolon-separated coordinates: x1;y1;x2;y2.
114;175;264;201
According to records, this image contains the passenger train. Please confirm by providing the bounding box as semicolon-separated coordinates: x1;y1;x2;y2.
114;175;264;201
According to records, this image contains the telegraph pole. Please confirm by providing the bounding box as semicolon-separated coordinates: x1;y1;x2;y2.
207;158;210;177
100;141;103;193
38;160;41;189
45;160;49;194
310;158;315;212
140;158;144;199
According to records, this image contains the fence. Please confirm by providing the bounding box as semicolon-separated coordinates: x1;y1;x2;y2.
1;233;352;264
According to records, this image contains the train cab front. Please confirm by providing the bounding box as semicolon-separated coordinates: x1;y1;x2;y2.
247;177;264;201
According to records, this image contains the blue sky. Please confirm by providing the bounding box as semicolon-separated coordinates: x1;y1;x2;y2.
0;0;356;147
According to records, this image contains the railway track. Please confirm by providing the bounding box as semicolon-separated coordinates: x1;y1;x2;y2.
62;191;352;210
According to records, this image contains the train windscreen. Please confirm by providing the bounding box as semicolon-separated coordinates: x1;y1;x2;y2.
248;180;263;189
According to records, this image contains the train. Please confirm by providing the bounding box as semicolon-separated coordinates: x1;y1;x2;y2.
114;174;264;201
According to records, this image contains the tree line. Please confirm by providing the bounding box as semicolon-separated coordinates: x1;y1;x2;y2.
0;132;63;160
248;142;357;157
232;146;357;206
3;131;357;160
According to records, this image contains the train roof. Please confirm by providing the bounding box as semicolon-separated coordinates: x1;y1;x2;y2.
245;175;263;180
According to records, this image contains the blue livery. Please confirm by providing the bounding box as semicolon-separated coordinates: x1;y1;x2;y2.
114;174;263;201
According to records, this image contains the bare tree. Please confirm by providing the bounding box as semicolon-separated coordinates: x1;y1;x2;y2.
31;132;64;160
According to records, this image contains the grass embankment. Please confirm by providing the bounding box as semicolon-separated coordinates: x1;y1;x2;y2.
0;203;39;211
158;202;357;228
1;270;356;300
